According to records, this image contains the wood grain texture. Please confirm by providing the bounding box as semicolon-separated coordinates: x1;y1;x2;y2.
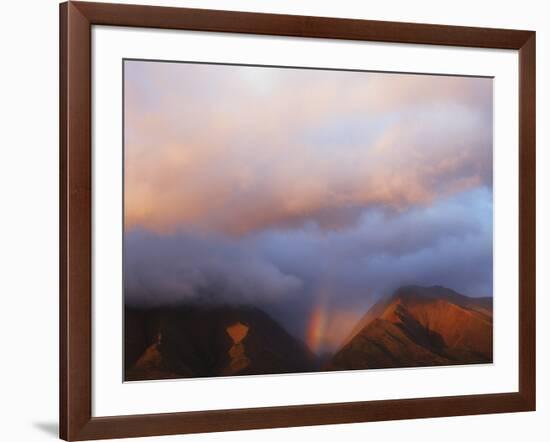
59;1;536;440
75;1;532;49
59;2;92;440
74;392;530;441
59;4;67;438
518;34;536;409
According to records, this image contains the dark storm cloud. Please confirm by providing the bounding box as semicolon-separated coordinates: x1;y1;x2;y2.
125;188;492;342
124;230;303;307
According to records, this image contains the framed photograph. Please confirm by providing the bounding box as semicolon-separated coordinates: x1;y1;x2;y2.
60;1;536;440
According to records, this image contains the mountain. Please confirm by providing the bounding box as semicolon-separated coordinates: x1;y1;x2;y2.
329;285;493;371
125;304;316;381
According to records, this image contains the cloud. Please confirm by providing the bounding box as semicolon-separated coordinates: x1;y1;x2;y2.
124;230;303;307
124;61;492;235
125;189;493;346
253;187;493;300
123;61;493;348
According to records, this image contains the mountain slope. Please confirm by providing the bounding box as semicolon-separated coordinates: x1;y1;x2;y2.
125;304;316;381
330;285;493;370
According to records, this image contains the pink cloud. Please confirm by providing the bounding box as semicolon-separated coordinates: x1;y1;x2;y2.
124;61;492;235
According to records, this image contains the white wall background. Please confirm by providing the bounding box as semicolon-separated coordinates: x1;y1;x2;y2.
0;0;547;441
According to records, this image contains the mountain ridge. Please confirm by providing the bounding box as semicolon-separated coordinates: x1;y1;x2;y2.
329;285;493;371
125;303;317;381
125;285;493;380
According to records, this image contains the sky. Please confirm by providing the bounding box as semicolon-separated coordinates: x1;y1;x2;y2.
124;60;493;354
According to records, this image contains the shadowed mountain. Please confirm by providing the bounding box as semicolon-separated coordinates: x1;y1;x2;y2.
125;304;317;381
329;285;493;371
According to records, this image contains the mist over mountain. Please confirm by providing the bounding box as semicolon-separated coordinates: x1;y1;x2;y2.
124;187;493;350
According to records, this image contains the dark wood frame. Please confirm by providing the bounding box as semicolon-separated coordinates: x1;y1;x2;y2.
60;1;536;440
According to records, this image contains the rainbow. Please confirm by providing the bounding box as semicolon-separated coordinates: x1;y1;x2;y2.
306;302;327;354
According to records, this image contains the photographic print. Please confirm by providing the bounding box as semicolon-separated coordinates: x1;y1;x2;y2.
123;60;493;382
